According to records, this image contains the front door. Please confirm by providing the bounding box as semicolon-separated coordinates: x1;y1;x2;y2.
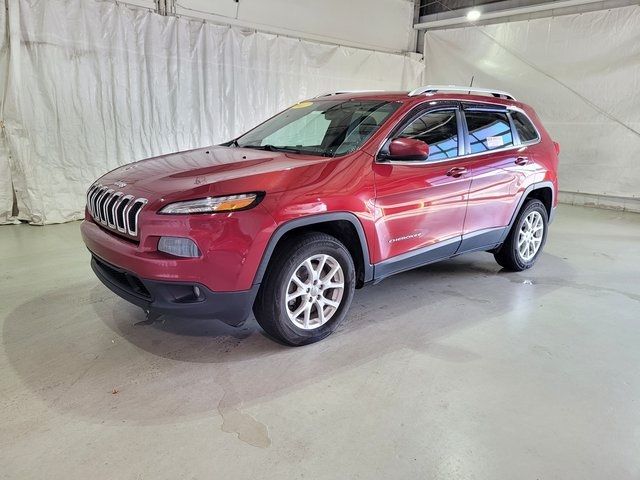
372;107;473;278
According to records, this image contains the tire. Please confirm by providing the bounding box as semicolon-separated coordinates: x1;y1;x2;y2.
494;199;548;271
254;232;356;346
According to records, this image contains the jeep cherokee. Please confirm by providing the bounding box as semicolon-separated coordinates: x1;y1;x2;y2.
81;85;559;345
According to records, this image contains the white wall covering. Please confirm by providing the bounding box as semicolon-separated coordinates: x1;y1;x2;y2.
175;0;416;53
424;6;640;202
234;0;416;52
1;0;424;224
0;0;14;223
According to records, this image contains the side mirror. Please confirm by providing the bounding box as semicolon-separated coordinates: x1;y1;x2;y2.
386;138;429;161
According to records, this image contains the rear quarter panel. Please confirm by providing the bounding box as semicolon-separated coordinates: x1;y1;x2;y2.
519;104;559;206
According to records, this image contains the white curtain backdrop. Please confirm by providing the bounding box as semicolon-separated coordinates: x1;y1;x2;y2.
0;0;424;224
424;6;640;202
0;1;14;224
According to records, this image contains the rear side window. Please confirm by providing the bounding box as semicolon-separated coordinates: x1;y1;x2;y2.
397;110;459;161
511;111;539;143
464;111;513;153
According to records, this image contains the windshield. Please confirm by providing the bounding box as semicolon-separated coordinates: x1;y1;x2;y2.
234;99;400;157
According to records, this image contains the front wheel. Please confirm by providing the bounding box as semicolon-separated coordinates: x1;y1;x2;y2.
254;232;356;346
494;199;548;271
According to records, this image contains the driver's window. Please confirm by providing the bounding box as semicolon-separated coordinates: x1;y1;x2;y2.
397;110;459;161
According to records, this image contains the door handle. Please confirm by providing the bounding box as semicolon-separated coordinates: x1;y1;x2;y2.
515;156;530;166
446;167;467;178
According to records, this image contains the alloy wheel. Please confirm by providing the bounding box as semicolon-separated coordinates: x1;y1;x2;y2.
518;210;544;261
285;254;345;330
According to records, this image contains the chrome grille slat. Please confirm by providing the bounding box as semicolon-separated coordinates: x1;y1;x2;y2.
94;187;109;223
89;186;100;217
86;186;97;216
116;195;133;232
99;189;114;224
106;192;123;228
85;184;147;239
126;199;147;237
91;186;106;219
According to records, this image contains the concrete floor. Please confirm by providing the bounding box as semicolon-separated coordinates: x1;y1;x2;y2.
1;204;639;479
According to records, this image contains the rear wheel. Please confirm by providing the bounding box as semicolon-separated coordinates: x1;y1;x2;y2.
254;232;355;346
494;199;548;271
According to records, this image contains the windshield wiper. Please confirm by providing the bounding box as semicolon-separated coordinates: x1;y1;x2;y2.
240;144;304;154
240;144;334;157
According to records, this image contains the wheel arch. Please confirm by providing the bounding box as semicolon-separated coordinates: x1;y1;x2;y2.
524;185;553;219
499;181;555;243
253;213;373;289
511;181;554;223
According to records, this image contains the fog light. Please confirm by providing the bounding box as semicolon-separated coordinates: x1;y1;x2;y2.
158;237;201;258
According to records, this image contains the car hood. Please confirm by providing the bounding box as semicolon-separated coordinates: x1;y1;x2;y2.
96;145;334;201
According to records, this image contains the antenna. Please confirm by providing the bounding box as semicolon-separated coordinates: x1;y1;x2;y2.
468;75;474;94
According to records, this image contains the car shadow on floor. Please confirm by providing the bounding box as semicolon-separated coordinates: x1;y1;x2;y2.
3;251;574;427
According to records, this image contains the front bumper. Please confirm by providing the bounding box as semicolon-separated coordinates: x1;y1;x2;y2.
80;204;276;292
91;254;258;326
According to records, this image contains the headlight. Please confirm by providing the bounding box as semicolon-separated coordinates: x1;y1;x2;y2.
159;193;262;214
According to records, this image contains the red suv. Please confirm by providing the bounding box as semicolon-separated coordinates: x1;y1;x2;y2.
82;85;558;345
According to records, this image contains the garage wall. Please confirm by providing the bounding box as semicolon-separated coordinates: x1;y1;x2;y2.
0;0;424;224
174;0;417;53
0;0;13;223
424;5;640;207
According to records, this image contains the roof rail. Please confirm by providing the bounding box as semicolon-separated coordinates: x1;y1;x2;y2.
408;85;516;100
314;90;381;98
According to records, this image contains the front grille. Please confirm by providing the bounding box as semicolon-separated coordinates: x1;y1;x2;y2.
86;184;147;237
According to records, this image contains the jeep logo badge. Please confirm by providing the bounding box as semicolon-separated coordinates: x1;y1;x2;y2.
114;181;127;188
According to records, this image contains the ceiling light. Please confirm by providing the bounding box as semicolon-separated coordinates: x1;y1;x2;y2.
467;9;481;21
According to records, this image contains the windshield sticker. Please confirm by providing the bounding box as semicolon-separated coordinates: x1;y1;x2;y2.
486;136;504;148
291;101;313;109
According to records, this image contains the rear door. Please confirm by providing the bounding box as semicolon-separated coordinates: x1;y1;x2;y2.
459;104;523;249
